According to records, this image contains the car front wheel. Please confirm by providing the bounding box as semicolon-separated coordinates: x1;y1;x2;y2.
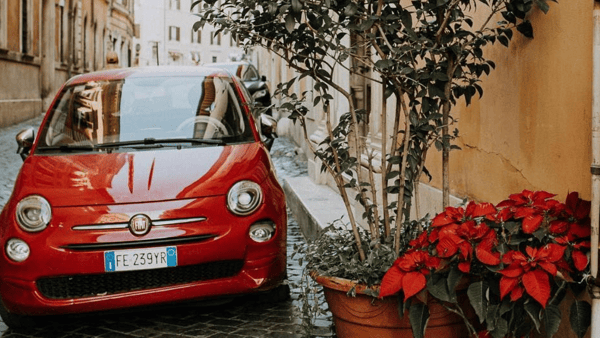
0;299;41;329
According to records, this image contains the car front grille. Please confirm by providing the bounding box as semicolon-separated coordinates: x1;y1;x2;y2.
36;260;244;299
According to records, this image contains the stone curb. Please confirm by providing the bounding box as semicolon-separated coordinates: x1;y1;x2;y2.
282;176;349;241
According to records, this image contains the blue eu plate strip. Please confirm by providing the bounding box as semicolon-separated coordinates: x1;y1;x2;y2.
105;251;116;272
166;247;177;266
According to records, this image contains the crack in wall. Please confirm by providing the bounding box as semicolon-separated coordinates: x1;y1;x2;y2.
463;143;533;187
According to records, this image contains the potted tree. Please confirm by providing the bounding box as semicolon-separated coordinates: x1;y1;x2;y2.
192;0;592;337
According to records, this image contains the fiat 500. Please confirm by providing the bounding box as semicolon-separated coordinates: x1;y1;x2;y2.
0;66;286;327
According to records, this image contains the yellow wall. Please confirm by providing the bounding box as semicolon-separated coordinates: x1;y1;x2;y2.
425;1;594;204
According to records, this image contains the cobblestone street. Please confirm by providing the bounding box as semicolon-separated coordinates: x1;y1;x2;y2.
0;116;335;338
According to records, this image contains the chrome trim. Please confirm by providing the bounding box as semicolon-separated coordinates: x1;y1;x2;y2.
72;223;129;231
72;217;207;231
153;217;206;226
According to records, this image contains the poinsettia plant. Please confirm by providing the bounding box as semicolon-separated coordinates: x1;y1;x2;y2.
379;190;592;338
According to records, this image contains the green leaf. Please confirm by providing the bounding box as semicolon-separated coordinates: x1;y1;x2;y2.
501;11;516;24
192;20;204;31
467;281;488;324
498;35;509;47
285;14;295;33
190;0;202;11
446;267;462;303
427;276;451;303
409;303;430;338
544;304;561;338
535;0;550;14
525;301;542;332
517;21;534;39
344;2;358;16
291;0;302;13
491;318;508;338
569;300;591;338
486;304;499;331
268;2;277;15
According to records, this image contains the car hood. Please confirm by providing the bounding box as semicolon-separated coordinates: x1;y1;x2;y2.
13;143;271;207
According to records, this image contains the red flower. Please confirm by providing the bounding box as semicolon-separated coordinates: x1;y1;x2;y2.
562;192;592;240
499;244;566;307
432;201;496;228
555;236;590;272
379;250;441;300
430;202;499;273
496;190;556;233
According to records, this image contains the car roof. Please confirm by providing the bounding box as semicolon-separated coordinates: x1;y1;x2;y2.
66;66;231;86
206;61;251;66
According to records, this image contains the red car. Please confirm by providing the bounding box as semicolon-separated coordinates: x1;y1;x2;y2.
0;66;287;327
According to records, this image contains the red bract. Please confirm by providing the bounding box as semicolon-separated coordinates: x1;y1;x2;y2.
496;190;557;234
431;201;496;228
497;190;556;209
379;250;441;299
499;244;566;307
565;192;591;221
562;192;592;240
555;236;590;272
430;202;499;273
409;231;430;249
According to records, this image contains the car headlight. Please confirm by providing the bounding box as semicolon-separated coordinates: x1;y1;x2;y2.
6;238;30;262
227;181;263;216
252;89;268;100
249;221;276;242
15;195;52;232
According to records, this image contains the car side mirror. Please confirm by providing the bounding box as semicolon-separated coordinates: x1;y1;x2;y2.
260;114;277;138
16;127;35;161
261;75;267;82
260;114;277;151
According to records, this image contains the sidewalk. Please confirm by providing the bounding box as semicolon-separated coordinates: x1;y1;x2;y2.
270;137;348;241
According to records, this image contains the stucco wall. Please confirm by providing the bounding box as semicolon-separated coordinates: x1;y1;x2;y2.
0;61;43;126
424;2;594;204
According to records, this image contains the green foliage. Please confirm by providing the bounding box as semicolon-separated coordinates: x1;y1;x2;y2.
192;0;572;337
294;218;425;286
570;300;592;338
409;302;430;338
191;0;554;237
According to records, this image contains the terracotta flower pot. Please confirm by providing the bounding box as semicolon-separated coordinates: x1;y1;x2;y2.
313;274;472;338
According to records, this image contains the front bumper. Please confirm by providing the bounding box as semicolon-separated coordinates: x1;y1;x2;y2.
0;194;287;316
0;249;285;316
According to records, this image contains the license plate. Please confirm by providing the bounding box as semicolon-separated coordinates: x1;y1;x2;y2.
104;246;177;272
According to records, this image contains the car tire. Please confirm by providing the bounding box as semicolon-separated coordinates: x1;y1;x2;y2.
259;283;290;303
0;300;39;329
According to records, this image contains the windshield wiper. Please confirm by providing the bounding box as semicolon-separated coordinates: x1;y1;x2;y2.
37;143;96;152
95;138;225;148
37;138;224;153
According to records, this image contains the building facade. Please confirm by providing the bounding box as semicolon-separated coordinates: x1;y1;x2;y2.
133;0;243;67
0;0;135;128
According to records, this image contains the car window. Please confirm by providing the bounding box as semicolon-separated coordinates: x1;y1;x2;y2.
36;76;254;152
235;76;260;121
243;65;259;81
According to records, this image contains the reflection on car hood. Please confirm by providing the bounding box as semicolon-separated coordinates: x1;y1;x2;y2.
14;143;271;207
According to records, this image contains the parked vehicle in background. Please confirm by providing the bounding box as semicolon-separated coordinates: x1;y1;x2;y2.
204;61;273;116
0;66;287;328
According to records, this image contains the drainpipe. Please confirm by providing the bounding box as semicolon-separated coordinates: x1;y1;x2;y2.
591;2;600;337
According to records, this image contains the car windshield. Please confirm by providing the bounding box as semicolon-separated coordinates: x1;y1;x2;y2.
36;75;254;153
